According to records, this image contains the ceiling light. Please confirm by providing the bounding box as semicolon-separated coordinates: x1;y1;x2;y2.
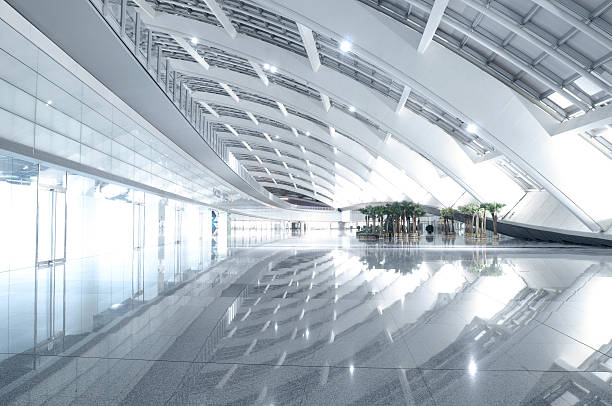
242;141;252;151
305;131;311;136
333;146;338;154
46;100;53;105
263;132;272;143
263;63;270;70
340;40;352;52
283;162;289;169
300;145;306;154
466;123;477;134
270;66;278;73
292;128;299;137
265;167;271;175
289;173;294;180
348;105;356;113
255;155;263;164
190;37;198;45
306;159;311;166
275;148;282;157
275;135;280;139
272;178;278;184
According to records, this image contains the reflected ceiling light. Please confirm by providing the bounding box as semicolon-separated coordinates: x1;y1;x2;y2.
263;63;270;70
275;135;280;139
190;37;198;45
293;182;298;189
340;40;352;52
385;133;392;143
333;146;338;154
349;364;355;375
270;65;278;73
348;105;356;113
22;165;28;170
305;131;311;136
466;123;477;134
306;159;311;166
309;171;314;177
468;360;477;377
46;100;53;105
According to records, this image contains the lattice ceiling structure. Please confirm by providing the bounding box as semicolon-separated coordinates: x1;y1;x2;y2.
105;0;611;230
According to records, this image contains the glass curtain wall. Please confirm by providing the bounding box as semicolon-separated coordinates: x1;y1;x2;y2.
0;152;226;376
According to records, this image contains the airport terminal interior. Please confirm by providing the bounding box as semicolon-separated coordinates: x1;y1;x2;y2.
0;0;611;404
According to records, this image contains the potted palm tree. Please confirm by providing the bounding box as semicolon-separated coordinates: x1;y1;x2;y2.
479;203;488;239
486;202;505;239
458;205;472;237
410;203;425;238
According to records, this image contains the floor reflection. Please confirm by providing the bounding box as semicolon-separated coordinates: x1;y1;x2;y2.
1;234;611;405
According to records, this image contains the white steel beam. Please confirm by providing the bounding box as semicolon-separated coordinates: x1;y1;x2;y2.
550;103;612;137
219;82;239;102
132;0;157;19
321;93;331;112
171;34;210;70
297;22;321;72
202;0;237;39
277;101;289;116
529;0;612;51
417;0;450;54
246;111;259;126
396;85;412;114
249;60;269;86
199;101;219;118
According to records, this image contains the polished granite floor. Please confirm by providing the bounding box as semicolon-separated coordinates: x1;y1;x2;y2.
1;231;612;405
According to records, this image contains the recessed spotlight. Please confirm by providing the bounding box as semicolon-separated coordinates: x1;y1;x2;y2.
270;66;278;73
348;105;356;113
275;135;280;139
340;40;352;52
466;123;477;134
263;63;270;70
305;131;311;136
190;37;198;45
46;100;53;105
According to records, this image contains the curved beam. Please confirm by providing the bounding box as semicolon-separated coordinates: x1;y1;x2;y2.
171;59;479;205
207;112;373;180
143;15;494;204
252;0;612;230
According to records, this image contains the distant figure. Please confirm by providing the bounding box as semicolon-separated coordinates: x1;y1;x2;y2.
425;224;434;235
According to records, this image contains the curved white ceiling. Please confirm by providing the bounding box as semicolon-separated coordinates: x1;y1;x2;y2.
127;0;611;231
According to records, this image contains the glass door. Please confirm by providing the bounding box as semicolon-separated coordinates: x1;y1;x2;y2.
35;168;67;353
